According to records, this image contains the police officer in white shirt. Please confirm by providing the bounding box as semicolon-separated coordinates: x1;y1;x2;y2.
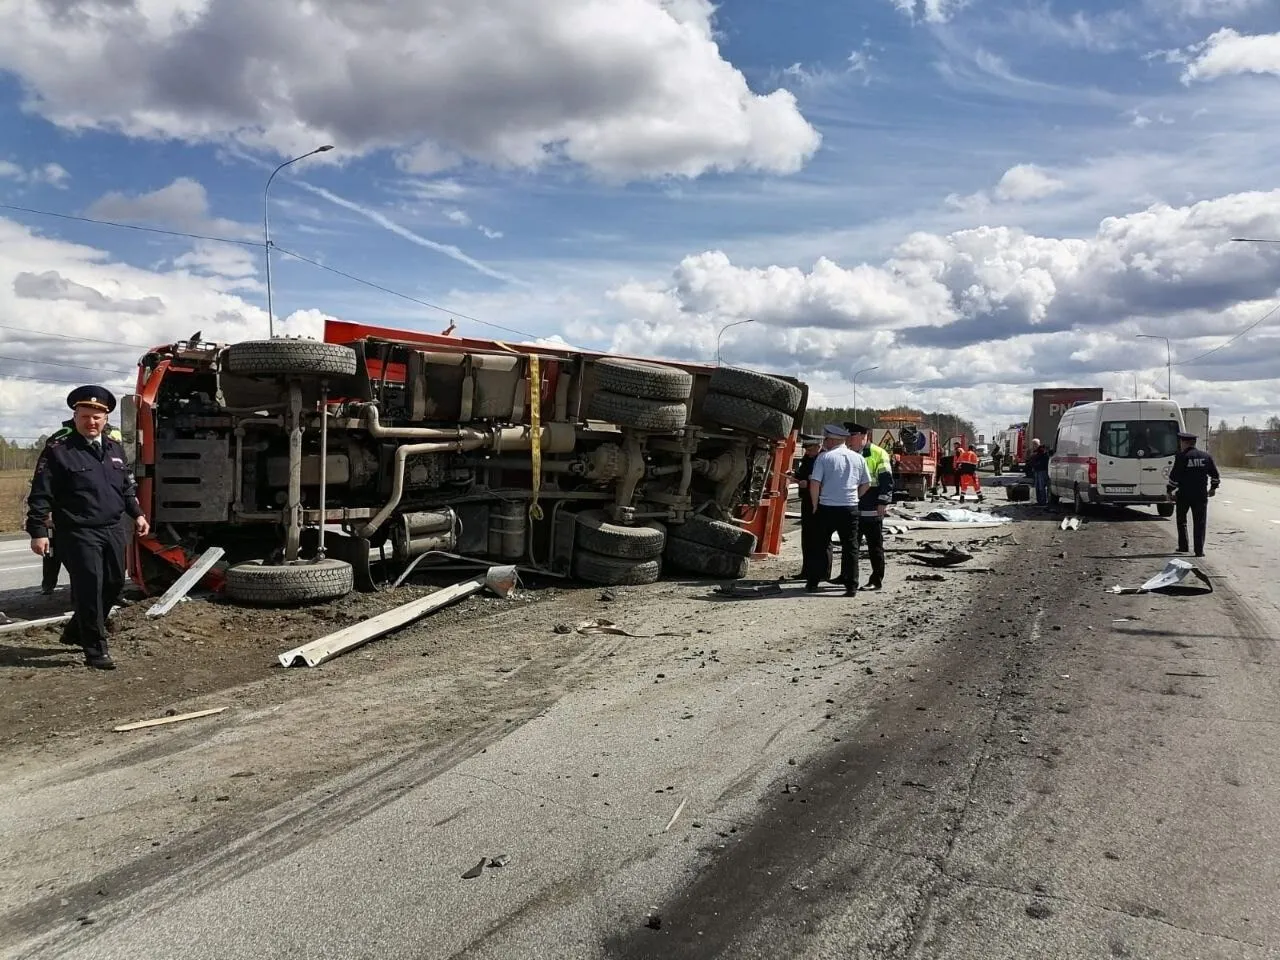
806;424;871;596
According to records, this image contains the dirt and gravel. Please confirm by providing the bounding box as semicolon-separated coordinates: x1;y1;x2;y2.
3;498;1276;960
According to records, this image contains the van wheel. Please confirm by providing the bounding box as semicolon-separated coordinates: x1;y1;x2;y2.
1157;503;1175;518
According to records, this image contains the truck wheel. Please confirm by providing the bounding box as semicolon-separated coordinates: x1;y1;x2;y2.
663;537;750;580
667;513;757;555
573;549;662;586
1157;502;1175;518
574;511;666;560
596;358;692;402
708;366;803;416
586;390;687;432
225;340;359;378
701;392;794;440
224;558;354;605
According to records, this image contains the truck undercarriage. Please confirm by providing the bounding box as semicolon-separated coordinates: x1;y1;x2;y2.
124;324;806;604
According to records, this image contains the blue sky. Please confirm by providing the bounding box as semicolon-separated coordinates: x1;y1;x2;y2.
1;0;1279;440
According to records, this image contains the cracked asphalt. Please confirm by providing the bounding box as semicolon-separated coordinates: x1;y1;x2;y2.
3;493;1278;960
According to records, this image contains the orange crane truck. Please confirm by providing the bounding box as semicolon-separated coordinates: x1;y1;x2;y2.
119;320;806;605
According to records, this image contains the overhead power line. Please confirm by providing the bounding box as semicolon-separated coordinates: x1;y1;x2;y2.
0;371;132;387
2;201;546;343
0;202;261;247
272;245;541;341
1174;300;1280;367
0;321;154;353
0;353;135;376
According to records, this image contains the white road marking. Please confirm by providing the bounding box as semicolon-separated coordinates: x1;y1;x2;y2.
1241;508;1254;513
1270;519;1280;525
1219;500;1232;504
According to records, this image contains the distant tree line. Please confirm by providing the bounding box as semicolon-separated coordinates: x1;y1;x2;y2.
0;435;49;473
1209;416;1280;467
802;407;979;446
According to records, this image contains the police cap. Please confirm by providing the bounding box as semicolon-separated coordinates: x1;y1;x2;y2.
1177;431;1197;441
800;434;822;447
823;423;849;439
843;421;870;435
66;385;116;414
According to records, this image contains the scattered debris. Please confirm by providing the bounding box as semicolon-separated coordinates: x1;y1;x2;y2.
1109;558;1213;596
112;707;228;733
645;911;662;930
145;547;225;618
487;855;510;868
906;574;946;582
461;859;487;880
278;565;518;667
1059;517;1082;531
664;797;689;832
557;619;688;639
1025;902;1054;920
715;580;784;597
0;611;74;635
599;589;618;603
908;547;973;568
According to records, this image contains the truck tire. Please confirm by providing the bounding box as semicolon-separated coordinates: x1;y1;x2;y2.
225;340;359;378
587;390;687;432
574;511;666;560
1157;502;1175;518
667;513;757;555
596;358;692;402
224;558;354;605
573;549;662;586
701;391;794;440
708;366;803;416
663;537;750;580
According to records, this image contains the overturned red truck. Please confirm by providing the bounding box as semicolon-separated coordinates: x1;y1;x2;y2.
120;320;806;604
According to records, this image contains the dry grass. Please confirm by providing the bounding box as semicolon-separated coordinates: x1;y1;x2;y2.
0;470;29;534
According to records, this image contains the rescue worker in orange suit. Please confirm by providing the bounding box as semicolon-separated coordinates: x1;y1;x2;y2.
26;387;149;670
790;435;829;582
957;443;983;501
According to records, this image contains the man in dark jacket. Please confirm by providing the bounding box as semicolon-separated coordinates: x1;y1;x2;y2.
1167;431;1220;557
1026;439;1050;505
791;436;828;581
26;387;149;669
845;422;894;590
40;417;123;594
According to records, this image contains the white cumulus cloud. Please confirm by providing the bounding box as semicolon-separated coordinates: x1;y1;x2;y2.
1180;29;1280;83
0;0;819;181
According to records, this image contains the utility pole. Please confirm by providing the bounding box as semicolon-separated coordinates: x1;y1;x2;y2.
263;144;334;337
1136;335;1172;399
851;365;879;426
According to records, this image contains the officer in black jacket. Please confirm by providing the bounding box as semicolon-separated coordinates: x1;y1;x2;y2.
39;417;124;594
791;435;829;581
1166;430;1220;557
26;386;149;669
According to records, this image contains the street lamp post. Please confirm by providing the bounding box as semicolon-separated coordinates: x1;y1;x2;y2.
263;144;334;338
1136;335;1172;399
851;365;879;425
715;318;756;365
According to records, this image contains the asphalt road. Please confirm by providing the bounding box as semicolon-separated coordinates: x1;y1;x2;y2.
0;537;44;594
4;504;1278;959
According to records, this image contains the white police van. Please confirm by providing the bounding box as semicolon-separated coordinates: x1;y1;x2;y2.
1047;399;1182;516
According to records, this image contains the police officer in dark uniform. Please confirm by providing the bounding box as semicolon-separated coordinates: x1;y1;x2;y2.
39;417;124;594
26;386;149;670
1166;430;1220;557
791;435;830;582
